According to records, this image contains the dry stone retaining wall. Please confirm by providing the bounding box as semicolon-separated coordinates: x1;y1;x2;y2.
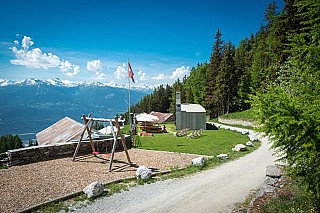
3;136;132;167
218;117;256;127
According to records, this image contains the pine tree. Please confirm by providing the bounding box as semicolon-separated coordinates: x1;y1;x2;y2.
0;134;23;153
253;0;320;200
216;41;236;114
205;29;224;118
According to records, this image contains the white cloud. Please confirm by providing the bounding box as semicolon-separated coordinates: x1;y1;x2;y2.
10;36;80;77
137;70;148;81
59;60;72;72
87;60;106;80
11;47;60;69
87;59;102;72
114;63;126;80
140;72;148;81
60;61;80;77
22;36;34;50
170;66;190;79
152;73;166;80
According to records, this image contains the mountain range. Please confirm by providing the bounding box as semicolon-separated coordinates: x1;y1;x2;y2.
0;78;152;141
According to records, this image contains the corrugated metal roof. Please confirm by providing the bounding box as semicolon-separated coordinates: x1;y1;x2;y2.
36;117;84;145
181;104;206;113
150;111;175;123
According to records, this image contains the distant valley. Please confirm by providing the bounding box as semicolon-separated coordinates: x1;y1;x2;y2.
0;78;151;141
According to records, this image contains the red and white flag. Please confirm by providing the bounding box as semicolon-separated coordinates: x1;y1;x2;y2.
128;62;135;83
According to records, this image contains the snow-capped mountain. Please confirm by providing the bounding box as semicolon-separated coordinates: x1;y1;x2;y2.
0;78;151;138
0;78;156;93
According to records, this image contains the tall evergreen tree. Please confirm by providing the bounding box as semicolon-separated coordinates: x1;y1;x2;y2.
216;41;236;114
205;29;224;118
0;134;24;153
253;0;320;200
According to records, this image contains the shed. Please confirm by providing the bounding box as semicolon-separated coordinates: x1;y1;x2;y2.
176;92;206;130
36;117;84;145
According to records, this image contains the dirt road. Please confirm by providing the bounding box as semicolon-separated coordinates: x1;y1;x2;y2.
75;128;276;213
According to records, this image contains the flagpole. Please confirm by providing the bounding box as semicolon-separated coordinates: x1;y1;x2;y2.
128;58;132;136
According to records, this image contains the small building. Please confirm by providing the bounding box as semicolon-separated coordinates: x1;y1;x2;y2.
36;117;84;145
176;92;206;130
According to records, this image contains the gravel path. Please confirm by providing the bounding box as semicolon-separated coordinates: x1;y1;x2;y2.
0;149;201;213
75;127;277;213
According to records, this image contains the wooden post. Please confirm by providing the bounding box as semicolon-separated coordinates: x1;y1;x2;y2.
85;116;96;153
115;116;132;164
108;118;118;172
72;114;93;161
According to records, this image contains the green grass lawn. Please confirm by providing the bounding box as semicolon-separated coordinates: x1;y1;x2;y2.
136;124;257;158
219;108;255;121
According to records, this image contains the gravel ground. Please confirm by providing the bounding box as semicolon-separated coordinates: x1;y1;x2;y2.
75;128;277;213
0;149;201;213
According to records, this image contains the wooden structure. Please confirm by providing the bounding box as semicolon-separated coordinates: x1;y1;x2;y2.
72;114;131;172
138;123;163;133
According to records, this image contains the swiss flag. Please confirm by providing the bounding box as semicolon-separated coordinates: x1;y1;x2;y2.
128;62;135;83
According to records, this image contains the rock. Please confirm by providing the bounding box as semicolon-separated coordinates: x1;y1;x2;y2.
232;144;247;152
136;166;152;180
264;176;279;186
255;183;276;198
241;130;249;135
83;181;104;198
248;134;258;141
266;165;282;178
245;141;255;147
192;156;205;167
216;154;228;159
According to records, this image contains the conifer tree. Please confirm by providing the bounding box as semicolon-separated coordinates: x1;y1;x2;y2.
253;0;320;200
205;29;224;118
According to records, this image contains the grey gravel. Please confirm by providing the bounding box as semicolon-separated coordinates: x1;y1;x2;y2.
75;134;277;213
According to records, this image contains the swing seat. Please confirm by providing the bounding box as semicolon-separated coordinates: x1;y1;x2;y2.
92;151;100;155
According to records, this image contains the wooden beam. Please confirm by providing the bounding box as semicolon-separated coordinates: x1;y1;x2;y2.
72;114;92;161
108;118;118;172
115;116;132;164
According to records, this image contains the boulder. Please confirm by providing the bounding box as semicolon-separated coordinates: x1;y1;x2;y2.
266;165;282;178
83;181;104;198
255;183;276;198
248;134;258;142
232;144;247;152
245;141;255;147
264;176;280;187
136;166;152;180
192;156;205;167
241;130;249;135
216;154;228;159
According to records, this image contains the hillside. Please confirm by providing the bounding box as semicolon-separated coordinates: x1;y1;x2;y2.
0;78;149;139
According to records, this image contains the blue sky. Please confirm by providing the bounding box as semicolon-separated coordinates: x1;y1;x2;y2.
0;0;284;86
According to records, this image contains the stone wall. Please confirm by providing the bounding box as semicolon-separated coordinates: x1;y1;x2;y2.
218;117;256;127
4;136;132;167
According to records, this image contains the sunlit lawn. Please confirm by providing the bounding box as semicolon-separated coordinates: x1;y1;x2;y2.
136;124;257;157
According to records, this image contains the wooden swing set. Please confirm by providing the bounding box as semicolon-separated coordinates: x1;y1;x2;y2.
72;114;132;172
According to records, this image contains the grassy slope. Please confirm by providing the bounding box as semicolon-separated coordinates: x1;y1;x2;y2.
137;124;255;157
219;108;255;121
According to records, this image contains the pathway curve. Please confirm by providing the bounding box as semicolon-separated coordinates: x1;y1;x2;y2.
75;124;277;213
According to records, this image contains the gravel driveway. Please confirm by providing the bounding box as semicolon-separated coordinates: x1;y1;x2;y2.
75;128;276;213
0;149;201;213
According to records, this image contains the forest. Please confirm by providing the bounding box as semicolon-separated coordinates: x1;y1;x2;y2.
129;0;309;118
129;0;320;203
